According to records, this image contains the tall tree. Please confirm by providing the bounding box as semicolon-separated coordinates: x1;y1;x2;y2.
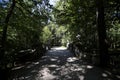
97;0;110;67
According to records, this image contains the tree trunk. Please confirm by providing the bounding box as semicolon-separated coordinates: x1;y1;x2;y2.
97;0;110;67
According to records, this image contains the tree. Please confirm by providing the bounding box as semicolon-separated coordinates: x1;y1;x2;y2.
0;0;51;79
53;0;113;67
97;0;110;67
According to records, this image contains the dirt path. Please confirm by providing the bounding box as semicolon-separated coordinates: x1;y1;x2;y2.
12;47;118;80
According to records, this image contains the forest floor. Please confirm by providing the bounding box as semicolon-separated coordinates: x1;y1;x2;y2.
11;47;119;80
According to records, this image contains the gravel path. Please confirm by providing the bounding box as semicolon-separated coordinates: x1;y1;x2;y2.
12;47;117;80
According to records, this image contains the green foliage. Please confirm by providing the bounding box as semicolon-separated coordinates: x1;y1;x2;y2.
41;22;70;46
56;25;68;46
53;0;97;50
0;0;51;69
0;0;120;71
41;26;52;44
53;0;120;50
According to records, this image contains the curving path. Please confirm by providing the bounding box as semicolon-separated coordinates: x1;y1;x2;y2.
12;47;118;80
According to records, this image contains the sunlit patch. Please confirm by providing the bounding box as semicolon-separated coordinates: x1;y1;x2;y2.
102;73;108;77
56;67;61;71
105;71;112;75
64;75;72;79
65;63;70;67
34;62;39;65
48;64;58;68
60;68;70;75
79;75;84;80
37;67;58;80
50;58;57;61
38;67;50;75
116;75;120;79
86;65;93;69
12;65;24;70
71;67;83;71
31;49;36;53
31;70;37;73
67;57;78;62
51;47;67;50
25;76;31;79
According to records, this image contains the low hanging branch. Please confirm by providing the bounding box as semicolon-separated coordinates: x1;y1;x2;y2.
0;0;16;61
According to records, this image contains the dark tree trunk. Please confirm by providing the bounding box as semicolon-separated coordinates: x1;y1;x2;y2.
97;0;110;67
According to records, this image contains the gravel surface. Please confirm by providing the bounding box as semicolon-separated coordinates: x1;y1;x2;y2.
11;47;117;80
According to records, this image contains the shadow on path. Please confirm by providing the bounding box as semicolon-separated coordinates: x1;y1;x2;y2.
11;47;119;80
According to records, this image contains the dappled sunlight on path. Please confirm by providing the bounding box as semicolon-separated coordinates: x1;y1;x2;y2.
12;47;118;80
